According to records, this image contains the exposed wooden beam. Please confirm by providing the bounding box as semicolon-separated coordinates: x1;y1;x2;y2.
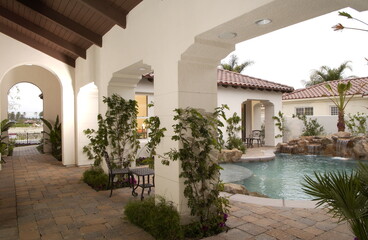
77;0;127;28
16;0;102;46
0;22;75;67
0;6;86;59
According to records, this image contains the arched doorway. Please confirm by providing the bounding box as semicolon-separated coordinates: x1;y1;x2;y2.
1;65;62;161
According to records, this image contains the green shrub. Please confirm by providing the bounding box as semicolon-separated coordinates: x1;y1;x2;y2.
124;197;183;240
292;114;324;136
82;167;108;191
345;112;368;136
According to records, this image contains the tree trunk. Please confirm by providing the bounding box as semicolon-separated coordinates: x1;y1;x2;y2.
337;110;345;132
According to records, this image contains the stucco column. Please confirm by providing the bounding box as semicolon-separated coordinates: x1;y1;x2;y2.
154;57;218;217
253;103;262;131
245;101;253;138
75;84;99;166
264;103;275;146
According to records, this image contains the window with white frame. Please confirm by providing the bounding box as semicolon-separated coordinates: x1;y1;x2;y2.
330;106;338;115
135;95;148;139
295;107;313;116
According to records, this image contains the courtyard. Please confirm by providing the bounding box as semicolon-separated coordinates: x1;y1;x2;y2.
0;146;353;240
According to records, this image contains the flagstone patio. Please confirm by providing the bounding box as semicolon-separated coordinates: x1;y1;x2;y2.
0;146;354;240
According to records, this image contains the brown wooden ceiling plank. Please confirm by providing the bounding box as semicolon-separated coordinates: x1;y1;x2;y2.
77;0;127;28
0;6;86;58
16;0;102;46
0;22;75;67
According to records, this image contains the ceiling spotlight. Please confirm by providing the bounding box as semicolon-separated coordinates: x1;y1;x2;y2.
255;19;272;25
218;32;237;39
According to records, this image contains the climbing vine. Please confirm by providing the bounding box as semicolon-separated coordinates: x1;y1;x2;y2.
272;111;286;139
163;106;229;237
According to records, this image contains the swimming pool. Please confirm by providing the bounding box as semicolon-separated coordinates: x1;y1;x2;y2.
221;154;359;200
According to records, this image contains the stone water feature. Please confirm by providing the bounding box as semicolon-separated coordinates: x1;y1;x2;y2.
276;132;368;160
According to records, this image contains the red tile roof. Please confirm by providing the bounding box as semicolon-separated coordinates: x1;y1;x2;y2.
217;69;294;93
283;77;368;100
142;69;294;93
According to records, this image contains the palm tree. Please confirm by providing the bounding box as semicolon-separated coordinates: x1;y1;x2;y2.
221;54;254;73
325;81;366;132
302;163;368;239
305;61;355;87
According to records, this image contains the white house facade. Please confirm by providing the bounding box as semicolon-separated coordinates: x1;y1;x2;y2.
282;78;368;140
135;69;293;149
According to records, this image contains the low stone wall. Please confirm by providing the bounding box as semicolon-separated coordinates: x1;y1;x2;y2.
276;132;368;160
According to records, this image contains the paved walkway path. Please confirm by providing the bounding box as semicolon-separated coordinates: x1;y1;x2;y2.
0;146;153;240
0;146;354;240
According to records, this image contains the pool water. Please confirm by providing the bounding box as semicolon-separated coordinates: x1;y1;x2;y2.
230;154;359;200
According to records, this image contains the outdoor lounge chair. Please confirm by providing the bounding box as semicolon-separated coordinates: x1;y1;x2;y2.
103;151;131;197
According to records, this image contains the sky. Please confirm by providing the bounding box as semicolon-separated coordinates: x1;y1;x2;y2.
222;7;368;90
7;7;368;113
8;82;43;118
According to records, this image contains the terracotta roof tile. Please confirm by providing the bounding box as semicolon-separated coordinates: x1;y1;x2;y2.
217;69;294;93
283;77;368;100
142;69;294;93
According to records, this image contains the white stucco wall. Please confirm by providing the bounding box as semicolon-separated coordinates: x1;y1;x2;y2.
0;33;75;166
282;96;368;140
283;96;368;117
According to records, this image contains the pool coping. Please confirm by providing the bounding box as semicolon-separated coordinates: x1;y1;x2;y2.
240;149;276;162
221;192;319;209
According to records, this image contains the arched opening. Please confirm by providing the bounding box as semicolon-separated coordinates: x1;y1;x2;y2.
7;82;43;147
1;65;62;161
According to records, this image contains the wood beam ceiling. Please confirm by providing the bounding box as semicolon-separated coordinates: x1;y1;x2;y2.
77;0;127;29
16;0;103;47
0;22;75;67
0;6;86;59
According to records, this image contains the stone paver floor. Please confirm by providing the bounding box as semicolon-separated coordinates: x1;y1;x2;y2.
1;146;354;240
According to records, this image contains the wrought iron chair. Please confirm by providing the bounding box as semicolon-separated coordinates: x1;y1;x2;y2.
103;151;131;197
251;130;263;147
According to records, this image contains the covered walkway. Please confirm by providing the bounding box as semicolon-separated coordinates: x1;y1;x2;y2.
0;146;353;240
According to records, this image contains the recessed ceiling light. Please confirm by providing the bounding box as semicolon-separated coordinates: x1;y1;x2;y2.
255;19;272;25
138;67;146;71
218;32;237;39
